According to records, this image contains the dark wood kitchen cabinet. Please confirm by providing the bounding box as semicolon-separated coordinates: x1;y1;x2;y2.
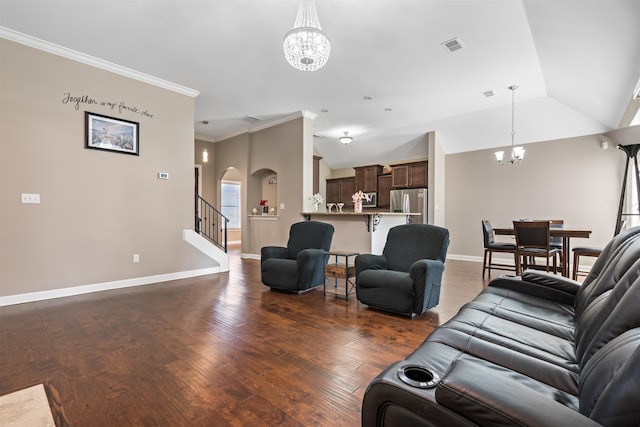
326;177;356;207
377;174;392;208
391;161;428;189
354;165;382;193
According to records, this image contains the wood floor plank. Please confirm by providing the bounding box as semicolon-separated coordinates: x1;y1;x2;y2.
0;247;490;425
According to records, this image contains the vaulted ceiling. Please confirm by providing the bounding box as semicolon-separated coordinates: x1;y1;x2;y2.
1;0;639;168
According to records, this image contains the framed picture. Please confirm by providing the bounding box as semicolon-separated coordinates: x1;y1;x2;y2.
85;112;139;155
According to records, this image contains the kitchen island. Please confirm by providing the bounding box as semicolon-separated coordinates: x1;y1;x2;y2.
301;211;420;255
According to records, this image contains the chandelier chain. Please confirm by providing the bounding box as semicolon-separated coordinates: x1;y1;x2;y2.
294;0;323;29
495;84;525;165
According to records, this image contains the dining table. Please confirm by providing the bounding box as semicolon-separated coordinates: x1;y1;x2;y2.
493;226;592;278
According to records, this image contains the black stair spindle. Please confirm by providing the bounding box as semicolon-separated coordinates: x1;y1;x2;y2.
194;193;229;252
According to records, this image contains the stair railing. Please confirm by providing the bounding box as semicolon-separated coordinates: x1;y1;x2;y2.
195;193;229;252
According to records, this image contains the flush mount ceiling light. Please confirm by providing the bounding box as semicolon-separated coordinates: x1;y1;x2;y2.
283;0;331;72
339;131;353;145
495;85;525;165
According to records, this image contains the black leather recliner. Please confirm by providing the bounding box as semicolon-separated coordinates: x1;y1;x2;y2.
361;226;640;427
355;224;450;317
261;221;334;292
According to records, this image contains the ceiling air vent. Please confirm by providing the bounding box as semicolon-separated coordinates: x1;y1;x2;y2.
442;37;464;53
482;90;495;98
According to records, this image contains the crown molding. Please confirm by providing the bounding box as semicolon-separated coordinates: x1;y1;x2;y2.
302;110;318;120
194;134;217;143
0;26;200;98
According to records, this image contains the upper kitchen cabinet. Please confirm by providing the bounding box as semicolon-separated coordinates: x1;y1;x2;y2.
377;174;392;208
354;165;383;192
326;176;356;207
391;161;428;188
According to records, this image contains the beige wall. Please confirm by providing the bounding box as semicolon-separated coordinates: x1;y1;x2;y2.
0;39;215;298
316;154;332;202
261;174;278;212
212;133;251;249
445;133;623;261
195;138;244;243
4;37;624;302
249;117;312;252
212;116;314;255
195;139;216;204
428;132;446;226
329;167;356;179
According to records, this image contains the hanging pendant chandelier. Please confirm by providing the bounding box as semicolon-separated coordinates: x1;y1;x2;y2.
283;0;331;72
495;85;525;165
339;131;353;145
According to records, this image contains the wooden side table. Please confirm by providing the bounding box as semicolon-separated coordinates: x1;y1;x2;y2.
324;251;359;300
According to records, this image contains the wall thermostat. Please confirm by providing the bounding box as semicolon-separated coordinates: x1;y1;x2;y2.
158;172;169;180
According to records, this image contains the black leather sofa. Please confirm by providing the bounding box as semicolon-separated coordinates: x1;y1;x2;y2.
362;227;640;427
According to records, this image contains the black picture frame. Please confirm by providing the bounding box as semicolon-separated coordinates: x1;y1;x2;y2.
85;111;139;156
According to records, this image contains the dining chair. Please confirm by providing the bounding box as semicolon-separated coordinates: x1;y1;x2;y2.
530;219;564;270
548;219;564;268
481;220;517;277
572;246;601;280
513;220;559;275
572;220;627;280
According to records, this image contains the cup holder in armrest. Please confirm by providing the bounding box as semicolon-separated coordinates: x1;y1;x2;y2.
397;365;440;389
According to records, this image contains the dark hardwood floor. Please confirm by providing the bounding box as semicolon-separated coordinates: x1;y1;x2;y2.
0;248;490;426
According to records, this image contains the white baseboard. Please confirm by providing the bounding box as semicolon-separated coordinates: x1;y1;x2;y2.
446;253;593;275
447;254;484;263
0;267;220;307
241;253;261;260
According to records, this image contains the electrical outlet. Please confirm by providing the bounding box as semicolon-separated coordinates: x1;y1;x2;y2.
133;254;140;263
21;193;40;204
280;203;285;210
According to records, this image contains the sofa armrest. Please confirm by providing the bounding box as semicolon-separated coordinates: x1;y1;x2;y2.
355;254;387;279
261;246;288;265
488;272;579;305
521;270;582;294
435;358;602;427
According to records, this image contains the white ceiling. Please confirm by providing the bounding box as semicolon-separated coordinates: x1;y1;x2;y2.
1;0;639;169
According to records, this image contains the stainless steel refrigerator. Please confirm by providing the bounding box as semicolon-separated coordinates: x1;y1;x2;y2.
390;188;428;224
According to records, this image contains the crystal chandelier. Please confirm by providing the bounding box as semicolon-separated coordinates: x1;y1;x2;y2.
495;85;525;165
283;0;331;72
